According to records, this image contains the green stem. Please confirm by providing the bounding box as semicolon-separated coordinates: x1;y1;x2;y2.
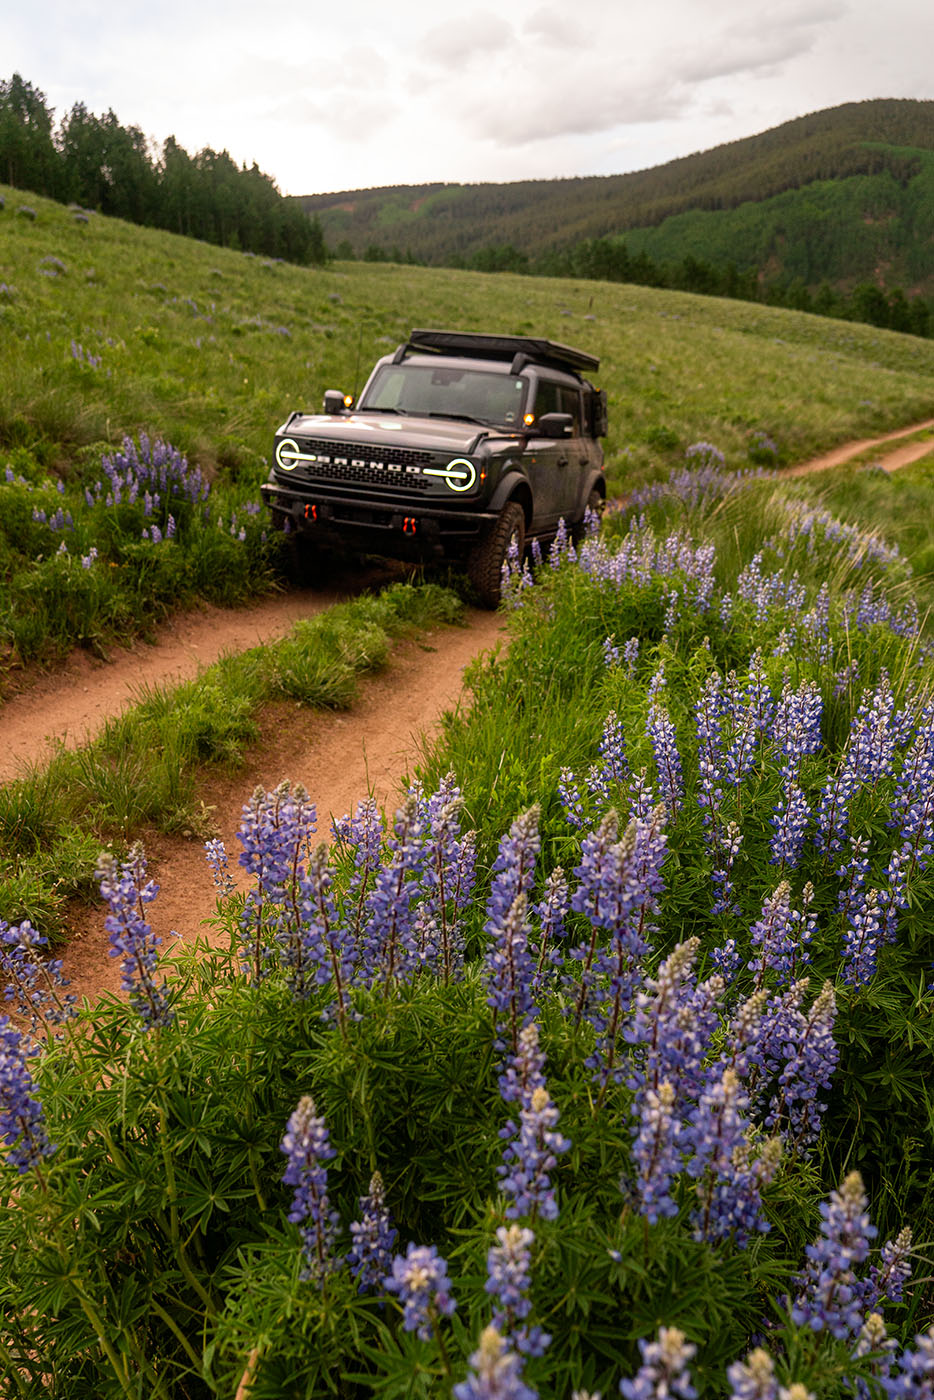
150;1297;204;1371
431;1310;453;1382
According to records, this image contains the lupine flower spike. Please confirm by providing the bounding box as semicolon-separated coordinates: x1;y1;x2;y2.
281;1095;338;1284
97;845;174;1029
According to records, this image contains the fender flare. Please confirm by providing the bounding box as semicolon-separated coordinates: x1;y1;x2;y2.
488;469;533;524
571;468;606;517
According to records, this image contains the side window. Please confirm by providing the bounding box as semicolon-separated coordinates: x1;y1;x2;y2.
557;386;582;434
533;380;561;419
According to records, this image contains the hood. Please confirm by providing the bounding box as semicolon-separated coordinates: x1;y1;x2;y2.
280;411;490;455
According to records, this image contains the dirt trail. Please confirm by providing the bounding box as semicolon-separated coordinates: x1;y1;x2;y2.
12;600;507;1008
783;418;934;478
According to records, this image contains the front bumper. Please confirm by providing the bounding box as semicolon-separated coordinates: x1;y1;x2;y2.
261;480;497;561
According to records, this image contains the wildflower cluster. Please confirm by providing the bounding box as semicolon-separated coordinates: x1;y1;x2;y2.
96;845;174;1030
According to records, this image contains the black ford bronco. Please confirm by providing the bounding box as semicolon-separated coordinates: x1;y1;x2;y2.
261;328;607;606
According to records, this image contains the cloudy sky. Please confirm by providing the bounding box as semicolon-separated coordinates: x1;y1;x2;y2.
5;0;932;196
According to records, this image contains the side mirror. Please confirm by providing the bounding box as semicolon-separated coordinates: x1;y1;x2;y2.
535;411;573;439
323;389;351;414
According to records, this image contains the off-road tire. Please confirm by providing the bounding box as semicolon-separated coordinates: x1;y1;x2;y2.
468;501;526;608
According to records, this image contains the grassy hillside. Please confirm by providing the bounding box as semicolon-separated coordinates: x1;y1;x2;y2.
3;179;934;477
302;99;934;289
2;181;934;673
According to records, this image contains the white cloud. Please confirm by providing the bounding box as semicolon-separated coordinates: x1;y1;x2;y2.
416;11;517;69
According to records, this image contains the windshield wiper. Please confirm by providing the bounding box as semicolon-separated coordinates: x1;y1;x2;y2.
423;411;488;426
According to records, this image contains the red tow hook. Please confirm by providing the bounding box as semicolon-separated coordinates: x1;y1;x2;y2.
403;517;417;535
304;504;318;522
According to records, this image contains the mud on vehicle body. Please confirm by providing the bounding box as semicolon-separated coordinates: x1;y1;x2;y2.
261;328;608;606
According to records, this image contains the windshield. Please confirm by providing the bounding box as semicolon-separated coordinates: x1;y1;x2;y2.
360;364;527;428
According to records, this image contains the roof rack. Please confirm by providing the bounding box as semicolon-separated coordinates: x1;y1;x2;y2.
402;328;600;376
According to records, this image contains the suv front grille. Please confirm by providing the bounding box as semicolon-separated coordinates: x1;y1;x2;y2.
283;437;434;491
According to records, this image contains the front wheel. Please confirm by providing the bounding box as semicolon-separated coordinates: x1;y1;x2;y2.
467;501;526;608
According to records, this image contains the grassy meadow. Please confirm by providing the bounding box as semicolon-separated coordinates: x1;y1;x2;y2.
4;187;934;1397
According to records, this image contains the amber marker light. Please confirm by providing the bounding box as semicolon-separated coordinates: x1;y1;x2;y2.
343;394;354;408
523;412;535;426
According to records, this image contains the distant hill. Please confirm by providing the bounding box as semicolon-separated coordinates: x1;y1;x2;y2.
301;99;934;296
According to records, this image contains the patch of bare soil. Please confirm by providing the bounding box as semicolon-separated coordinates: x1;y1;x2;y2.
26;604;507;1008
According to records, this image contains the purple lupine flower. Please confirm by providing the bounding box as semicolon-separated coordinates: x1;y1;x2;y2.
684;1067;772;1243
710;819;743;919
792;1170;877;1339
548;517;574;569
710;938;741;979
453;1325;538;1400
867;1227;913;1310
0;1015;56;1175
359;793;428;990
486;1222;549;1357
841;887;884;987
757;979;837;1148
486;894;537;1057
558;767;585;829
281;1095;338;1284
772;678;822;777
531;867;568;996
695;669;725;825
97;845;174;1029
748;882;814;988
204;837;236;896
237;782;317;985
817;676;898;852
630;1080;681;1223
347;1170;397;1291
881;1326;934;1396
498;1021;546;1107
706;1134;782;1247
646;698;683;816
837;836;871;924
770;779;811;871
498;1081;570;1222
624;636;640;674
877;839;913;947
385;1242;457;1339
293;844;357;1026
416;773;476;983
1;919;76;1030
726;1347;779;1400
332;796;384;937
484;810;541;1052
723;652;773;787
569;807;664;1076
627;938;703;1097
620;1326;697;1399
603;635;621;668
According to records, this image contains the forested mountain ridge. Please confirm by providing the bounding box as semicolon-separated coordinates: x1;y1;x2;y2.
302;98;934;293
